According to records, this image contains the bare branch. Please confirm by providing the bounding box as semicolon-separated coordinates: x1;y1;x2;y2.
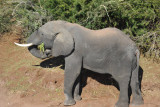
12;1;26;16
100;5;111;23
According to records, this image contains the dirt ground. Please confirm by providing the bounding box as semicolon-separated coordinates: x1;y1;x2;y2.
0;33;160;107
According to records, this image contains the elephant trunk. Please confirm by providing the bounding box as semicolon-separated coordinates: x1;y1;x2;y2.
27;37;50;59
28;45;48;59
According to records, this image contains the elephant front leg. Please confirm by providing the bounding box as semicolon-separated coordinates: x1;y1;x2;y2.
64;54;82;106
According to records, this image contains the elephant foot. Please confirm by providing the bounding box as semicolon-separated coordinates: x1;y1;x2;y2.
131;98;144;106
115;102;129;107
64;99;76;106
74;95;82;101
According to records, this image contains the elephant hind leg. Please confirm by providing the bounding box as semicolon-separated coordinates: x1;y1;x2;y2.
130;68;144;105
115;76;130;107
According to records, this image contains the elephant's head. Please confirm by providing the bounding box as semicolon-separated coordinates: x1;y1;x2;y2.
15;21;74;59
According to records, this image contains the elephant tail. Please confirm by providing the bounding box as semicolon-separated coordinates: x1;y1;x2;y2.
134;49;140;75
131;49;140;88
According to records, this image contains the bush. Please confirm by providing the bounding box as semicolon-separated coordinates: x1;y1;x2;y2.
134;30;160;62
10;0;52;38
0;0;160;60
42;0;160;60
0;0;14;34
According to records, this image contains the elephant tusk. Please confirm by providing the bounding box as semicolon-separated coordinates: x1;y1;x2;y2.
14;42;33;47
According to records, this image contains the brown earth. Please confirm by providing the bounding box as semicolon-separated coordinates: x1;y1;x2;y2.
0;32;160;107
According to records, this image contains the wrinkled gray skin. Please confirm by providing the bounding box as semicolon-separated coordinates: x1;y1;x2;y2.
27;20;143;107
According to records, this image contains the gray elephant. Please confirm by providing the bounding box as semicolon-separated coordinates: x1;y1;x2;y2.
15;20;144;107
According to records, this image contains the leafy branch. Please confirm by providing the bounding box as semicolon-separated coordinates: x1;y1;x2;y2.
38;42;45;52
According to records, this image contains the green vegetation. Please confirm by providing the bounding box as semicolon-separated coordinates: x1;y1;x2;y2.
38;42;45;52
0;0;14;34
0;0;159;60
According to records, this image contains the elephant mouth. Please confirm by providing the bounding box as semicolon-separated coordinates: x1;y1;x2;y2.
43;48;52;56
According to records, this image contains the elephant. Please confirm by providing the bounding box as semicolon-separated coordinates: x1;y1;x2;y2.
15;20;144;107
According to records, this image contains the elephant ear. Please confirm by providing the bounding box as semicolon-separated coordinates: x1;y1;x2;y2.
52;30;74;56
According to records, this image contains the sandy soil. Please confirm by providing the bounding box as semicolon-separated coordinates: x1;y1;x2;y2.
0;33;160;107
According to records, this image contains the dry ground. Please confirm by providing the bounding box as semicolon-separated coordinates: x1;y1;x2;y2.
0;33;160;107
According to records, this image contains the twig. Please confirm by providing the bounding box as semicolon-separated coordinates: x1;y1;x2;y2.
100;5;111;23
38;0;42;9
12;1;26;16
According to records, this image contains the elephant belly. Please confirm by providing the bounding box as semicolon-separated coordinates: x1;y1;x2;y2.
83;54;110;73
83;52;127;74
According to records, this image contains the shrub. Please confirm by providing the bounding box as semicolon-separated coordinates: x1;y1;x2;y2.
134;30;160;62
11;0;52;38
0;0;159;60
0;0;14;34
